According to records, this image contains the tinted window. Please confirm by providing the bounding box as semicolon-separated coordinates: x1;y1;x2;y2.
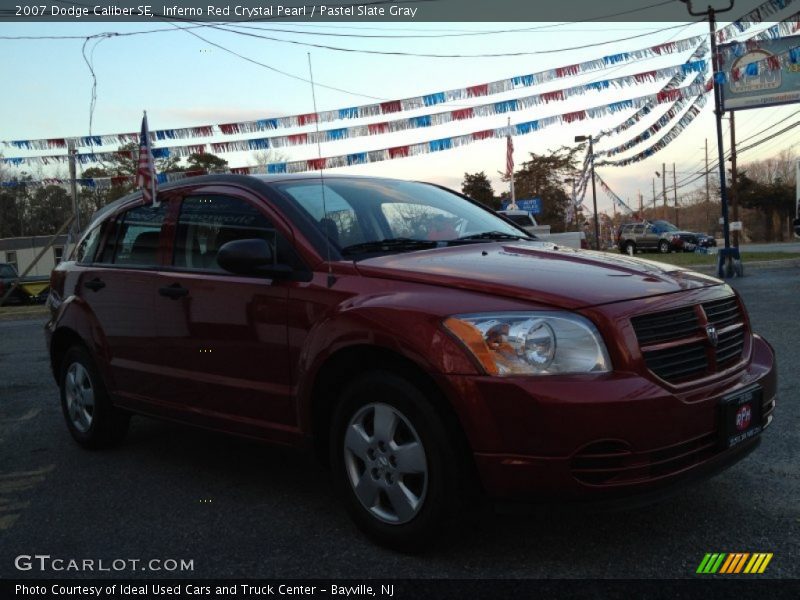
0;264;16;278
633;225;645;235
173;195;275;272
103;204;167;266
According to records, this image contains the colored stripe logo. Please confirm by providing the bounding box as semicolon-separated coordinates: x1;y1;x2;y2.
696;553;773;574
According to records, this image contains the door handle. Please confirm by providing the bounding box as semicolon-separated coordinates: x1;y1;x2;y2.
159;283;189;300
84;278;106;292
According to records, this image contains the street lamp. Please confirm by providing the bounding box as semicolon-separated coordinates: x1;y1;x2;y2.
575;135;600;250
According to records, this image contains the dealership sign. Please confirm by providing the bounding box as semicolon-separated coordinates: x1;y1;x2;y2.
720;35;800;111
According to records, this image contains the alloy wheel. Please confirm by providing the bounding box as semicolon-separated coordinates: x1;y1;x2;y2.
343;402;428;524
65;362;95;433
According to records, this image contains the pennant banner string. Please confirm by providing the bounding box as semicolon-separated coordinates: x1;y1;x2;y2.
597;174;636;214
595;90;710;167
2;82;712;186
2;0;790;152
1;59;709;165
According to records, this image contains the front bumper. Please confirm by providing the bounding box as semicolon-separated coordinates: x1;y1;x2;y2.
446;334;776;501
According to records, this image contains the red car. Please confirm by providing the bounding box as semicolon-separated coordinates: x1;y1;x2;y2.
46;174;776;550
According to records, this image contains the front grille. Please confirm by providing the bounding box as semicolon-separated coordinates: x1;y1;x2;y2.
633;295;747;384
704;297;740;329
716;328;745;366
631;306;699;345
571;433;718;486
642;342;708;381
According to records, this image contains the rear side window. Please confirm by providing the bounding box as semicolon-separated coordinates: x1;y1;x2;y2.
633;224;645;235
101;204;167;266
173;195;276;272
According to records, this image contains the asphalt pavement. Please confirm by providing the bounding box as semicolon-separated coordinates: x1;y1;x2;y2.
0;267;798;579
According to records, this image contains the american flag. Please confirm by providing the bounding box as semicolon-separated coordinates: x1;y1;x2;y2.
505;133;514;178
136;112;158;205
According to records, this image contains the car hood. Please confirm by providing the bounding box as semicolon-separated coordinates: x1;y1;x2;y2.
354;242;722;310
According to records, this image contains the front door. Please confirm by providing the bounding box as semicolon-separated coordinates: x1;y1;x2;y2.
152;190;295;438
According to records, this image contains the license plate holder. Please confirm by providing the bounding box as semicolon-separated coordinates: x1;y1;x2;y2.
718;384;763;449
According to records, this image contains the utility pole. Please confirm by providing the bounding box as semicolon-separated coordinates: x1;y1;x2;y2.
673;163;679;227
652;178;657;214
67;140;81;233
705;138;710;205
638;190;643;218
662;163;667;218
681;0;738;276
729;111;740;247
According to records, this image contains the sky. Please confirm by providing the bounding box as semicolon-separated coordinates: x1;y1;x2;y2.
1;0;799;218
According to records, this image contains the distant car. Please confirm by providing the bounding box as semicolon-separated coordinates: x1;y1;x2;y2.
694;233;717;248
617;220;684;254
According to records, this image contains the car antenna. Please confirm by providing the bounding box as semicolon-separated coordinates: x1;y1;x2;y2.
308;52;336;288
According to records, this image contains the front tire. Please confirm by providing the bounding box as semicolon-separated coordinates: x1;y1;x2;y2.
331;371;462;552
658;240;670;254
59;346;130;449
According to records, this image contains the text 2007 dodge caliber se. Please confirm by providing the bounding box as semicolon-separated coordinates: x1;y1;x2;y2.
45;174;776;550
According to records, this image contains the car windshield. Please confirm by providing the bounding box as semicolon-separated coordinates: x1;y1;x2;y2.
273;178;528;254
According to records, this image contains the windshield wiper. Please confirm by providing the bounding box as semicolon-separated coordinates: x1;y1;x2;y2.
456;231;532;241
340;238;439;256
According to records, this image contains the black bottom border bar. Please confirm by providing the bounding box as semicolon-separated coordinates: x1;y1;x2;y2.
3;579;800;600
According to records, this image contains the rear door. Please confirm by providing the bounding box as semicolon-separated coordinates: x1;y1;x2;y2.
151;187;296;437
76;202;168;404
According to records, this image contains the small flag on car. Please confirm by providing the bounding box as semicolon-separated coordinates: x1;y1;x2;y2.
136;111;158;206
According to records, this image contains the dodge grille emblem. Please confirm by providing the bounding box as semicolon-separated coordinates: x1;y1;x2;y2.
706;325;719;347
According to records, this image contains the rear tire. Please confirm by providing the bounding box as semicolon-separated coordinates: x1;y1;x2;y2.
624;242;636;256
59;346;130;449
331;371;463;552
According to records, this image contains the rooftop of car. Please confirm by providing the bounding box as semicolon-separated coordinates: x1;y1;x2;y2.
88;173;422;227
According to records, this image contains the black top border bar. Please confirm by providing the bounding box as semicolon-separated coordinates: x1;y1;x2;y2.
0;0;778;23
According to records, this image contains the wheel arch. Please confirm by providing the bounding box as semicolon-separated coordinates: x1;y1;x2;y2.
307;344;476;482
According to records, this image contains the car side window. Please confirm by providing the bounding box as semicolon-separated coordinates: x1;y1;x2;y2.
173;195;279;273
100;204;167;266
74;223;103;264
633;225;645;235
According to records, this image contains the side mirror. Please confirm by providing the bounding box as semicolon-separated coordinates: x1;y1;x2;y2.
217;239;292;278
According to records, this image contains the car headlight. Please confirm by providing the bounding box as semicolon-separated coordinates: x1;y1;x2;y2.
444;312;611;376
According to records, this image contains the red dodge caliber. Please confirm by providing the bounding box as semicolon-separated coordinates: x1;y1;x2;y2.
46;174;776;550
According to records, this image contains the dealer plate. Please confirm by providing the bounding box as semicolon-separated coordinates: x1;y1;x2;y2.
718;384;763;449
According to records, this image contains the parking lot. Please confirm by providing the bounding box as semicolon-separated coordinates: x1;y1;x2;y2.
0;267;798;579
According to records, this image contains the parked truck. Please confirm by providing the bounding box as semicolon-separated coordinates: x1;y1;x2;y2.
498;209;587;250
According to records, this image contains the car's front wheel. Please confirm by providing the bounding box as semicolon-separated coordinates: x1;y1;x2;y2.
60;346;130;449
658;240;670;253
331;371;462;552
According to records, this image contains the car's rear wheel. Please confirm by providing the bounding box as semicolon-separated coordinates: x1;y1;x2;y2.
60;346;130;449
331;371;462;552
658;240;670;254
623;241;636;256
